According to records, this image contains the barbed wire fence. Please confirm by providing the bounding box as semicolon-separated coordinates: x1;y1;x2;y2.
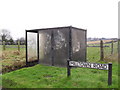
103;40;118;62
87;39;118;62
2;40;25;51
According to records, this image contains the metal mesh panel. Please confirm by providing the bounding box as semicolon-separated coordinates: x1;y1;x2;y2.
53;28;69;67
72;29;86;62
39;30;52;65
27;32;37;62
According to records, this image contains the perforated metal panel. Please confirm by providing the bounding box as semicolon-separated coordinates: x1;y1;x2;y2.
39;30;52;65
53;28;69;67
27;32;37;62
71;28;86;62
26;26;86;67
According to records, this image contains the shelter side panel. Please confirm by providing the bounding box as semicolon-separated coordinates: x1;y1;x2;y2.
39;30;52;65
53;28;69;67
71;28;86;62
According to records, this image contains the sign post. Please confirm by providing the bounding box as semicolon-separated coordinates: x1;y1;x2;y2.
67;61;112;86
67;59;71;77
108;63;112;86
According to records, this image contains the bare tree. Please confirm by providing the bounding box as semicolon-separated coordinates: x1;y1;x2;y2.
0;29;11;41
19;37;25;45
0;29;12;44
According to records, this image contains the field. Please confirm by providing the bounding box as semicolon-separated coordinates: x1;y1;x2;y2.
0;45;26;73
87;40;113;44
87;41;118;62
1;42;119;88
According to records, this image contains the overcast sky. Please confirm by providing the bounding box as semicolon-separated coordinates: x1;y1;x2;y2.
0;0;119;40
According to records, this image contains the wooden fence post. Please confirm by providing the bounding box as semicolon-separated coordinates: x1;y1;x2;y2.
100;40;104;61
111;40;113;54
18;40;20;51
3;41;6;51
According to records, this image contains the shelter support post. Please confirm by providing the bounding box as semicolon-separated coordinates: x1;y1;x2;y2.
51;30;54;66
25;30;28;65
37;32;39;63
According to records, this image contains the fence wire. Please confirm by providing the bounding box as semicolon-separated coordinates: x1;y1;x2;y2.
103;41;118;62
87;40;118;62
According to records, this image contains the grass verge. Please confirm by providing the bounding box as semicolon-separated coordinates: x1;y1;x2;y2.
2;63;118;88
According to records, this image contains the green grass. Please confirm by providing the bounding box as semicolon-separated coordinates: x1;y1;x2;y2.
1;44;118;88
87;47;100;63
3;45;25;51
2;63;118;88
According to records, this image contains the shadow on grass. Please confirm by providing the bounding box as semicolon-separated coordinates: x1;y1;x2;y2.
2;60;39;74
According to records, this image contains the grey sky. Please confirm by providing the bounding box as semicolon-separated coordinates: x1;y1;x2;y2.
0;0;119;40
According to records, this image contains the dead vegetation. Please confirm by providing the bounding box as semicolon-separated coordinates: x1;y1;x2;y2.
2;60;26;73
104;53;118;62
1;49;26;73
13;50;20;55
